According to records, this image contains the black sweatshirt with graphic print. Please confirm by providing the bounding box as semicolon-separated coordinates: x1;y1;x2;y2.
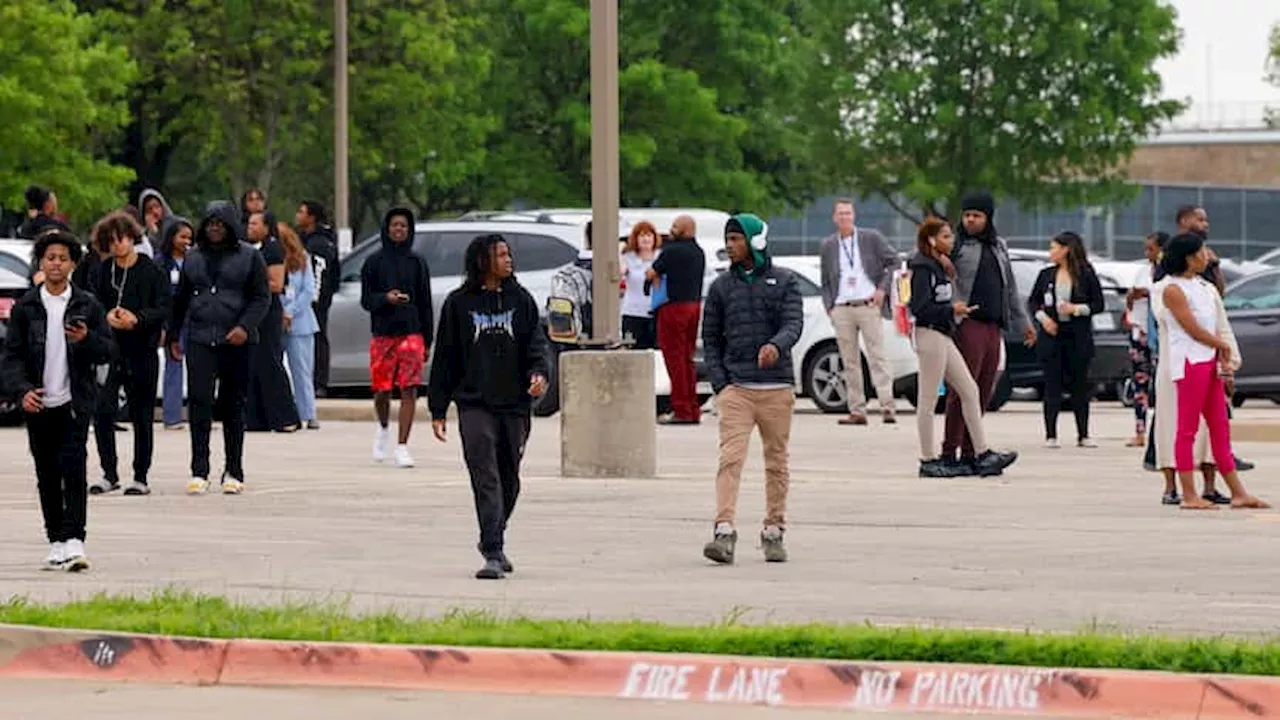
427;277;548;419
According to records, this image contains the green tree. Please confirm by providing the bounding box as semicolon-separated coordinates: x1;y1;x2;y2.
1267;22;1279;129
472;0;823;214
805;0;1184;220
0;0;136;226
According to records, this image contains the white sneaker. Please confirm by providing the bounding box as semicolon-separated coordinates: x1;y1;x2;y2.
62;539;89;572
186;477;210;495
88;478;119;495
373;426;390;462
393;444;415;468
221;478;244;495
42;542;66;571
1078;437;1098;448
1045;438;1060;449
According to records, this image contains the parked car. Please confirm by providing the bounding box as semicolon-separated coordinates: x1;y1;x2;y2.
326;220;582;401
1223;268;1280;406
1003;251;1131;402
0;263;32;424
0;238;35;280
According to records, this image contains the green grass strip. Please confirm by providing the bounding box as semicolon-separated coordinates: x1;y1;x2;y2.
2;590;1279;676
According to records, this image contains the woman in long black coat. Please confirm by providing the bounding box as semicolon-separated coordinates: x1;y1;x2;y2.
245;211;300;432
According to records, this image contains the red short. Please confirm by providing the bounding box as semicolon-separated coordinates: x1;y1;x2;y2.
369;334;427;392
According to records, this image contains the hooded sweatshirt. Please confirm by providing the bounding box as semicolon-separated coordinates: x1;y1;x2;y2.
137;188;174;258
359;208;434;341
701;213;804;393
170;201;271;347
302;224;340;315
428;274;548;419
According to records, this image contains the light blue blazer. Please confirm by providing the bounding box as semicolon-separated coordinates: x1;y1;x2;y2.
284;260;320;337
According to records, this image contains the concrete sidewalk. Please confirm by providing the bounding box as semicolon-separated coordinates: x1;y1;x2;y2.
0;403;1278;636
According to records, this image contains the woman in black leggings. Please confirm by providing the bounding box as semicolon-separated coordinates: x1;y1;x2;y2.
1028;231;1105;448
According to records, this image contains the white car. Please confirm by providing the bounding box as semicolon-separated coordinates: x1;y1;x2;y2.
652;255;922;414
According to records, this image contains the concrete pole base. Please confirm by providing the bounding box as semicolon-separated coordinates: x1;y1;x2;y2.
559;350;657;478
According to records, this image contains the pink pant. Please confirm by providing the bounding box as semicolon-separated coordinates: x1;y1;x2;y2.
1174;359;1234;473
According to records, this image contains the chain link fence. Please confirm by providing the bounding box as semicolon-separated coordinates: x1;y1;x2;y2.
768;183;1280;262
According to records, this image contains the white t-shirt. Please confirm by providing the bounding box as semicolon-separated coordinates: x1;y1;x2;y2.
620;251;657;318
40;284;72;408
834;231;877;305
1130;263;1154;340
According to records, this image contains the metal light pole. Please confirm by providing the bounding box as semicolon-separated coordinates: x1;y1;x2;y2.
589;0;620;345
334;0;351;254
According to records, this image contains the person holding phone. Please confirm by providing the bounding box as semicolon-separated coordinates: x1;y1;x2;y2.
428;234;548;580
169;201;271;496
361;207;433;468
2;231;115;571
908;219;1018;478
1028;231;1105;448
86;212;171;496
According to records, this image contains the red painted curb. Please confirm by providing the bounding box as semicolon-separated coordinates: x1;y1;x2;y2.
1;624;1277;718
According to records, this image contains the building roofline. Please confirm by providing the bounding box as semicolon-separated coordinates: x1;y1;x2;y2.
1141;129;1280;146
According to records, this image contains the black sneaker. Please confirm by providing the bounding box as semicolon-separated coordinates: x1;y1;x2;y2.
475;558;505;580
1235;455;1255;472
975;450;1018;477
947;458;977;477
919;459;960;478
1161;491;1182;505
1202;490;1231;505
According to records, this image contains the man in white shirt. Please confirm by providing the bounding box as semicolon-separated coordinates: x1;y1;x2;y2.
1;231;114;572
819;198;899;425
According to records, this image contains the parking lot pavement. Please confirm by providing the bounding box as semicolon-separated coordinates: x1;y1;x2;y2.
0;681;1035;720
1;403;1278;635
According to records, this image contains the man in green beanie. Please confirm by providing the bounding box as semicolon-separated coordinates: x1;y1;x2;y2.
700;213;804;565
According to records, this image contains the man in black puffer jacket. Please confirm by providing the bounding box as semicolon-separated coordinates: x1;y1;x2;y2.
700;213;803;567
169;201;270;496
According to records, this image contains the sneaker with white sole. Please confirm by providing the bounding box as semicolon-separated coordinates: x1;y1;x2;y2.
62;539;89;572
88;478;119;495
123;480;151;496
41;542;66;571
1045;438;1060;449
393;444;414;468
186;477;210;495
222;478;245;495
373;426;390;462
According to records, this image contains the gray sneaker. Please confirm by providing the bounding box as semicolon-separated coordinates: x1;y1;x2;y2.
761;527;788;563
475;557;505;580
702;530;737;565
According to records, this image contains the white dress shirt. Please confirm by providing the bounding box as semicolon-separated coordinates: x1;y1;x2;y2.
834;231;877;305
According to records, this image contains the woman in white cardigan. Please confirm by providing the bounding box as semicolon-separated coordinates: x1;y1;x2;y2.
1150;270;1267;509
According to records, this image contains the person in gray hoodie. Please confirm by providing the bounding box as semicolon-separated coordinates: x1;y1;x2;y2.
942;192;1036;475
137;188;173;258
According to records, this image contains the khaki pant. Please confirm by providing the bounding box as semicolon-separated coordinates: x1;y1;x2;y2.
914;327;985;459
715;385;794;529
832;304;894;414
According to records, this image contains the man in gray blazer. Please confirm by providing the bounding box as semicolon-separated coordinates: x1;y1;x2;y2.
819;198;899;424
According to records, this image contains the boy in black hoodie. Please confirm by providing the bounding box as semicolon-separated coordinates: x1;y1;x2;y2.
428;234;548;580
2;231;115;571
360;207;433;467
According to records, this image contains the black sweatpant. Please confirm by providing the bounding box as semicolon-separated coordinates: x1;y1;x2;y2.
186;342;250;480
458;406;530;557
313;306;331;392
622;315;656;350
1042;342;1093;441
94;347;159;484
27;404;90;543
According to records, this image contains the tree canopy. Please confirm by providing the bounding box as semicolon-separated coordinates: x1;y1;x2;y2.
7;0;1199;232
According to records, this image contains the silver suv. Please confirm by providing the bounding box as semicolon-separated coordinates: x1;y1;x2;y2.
325;220;583;389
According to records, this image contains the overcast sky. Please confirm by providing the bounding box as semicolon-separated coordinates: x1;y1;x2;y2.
1157;0;1279;126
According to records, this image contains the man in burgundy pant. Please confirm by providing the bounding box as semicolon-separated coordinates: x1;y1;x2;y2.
649;215;707;424
943;193;1036;475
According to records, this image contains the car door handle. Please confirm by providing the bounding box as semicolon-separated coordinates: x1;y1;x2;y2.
1257;317;1279;325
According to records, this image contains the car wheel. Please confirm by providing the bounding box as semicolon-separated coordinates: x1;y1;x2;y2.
803;342;848;414
532;339;562;418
